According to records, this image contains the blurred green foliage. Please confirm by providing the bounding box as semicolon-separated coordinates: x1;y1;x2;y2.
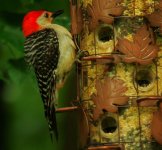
0;0;78;150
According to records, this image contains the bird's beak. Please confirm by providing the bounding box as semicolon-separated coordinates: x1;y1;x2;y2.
52;10;64;18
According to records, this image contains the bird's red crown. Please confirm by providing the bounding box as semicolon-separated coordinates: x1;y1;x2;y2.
22;10;45;37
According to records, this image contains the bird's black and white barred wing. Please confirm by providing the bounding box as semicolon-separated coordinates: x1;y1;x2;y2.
24;28;59;67
24;28;60;140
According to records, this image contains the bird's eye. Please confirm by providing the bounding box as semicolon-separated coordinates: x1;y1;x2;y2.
44;13;49;18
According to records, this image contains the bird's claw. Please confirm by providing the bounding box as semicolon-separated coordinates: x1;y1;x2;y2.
75;50;89;63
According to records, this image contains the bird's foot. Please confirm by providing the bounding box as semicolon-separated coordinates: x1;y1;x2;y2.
75;50;89;63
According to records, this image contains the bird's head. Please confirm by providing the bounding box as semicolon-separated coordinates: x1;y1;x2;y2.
22;10;64;37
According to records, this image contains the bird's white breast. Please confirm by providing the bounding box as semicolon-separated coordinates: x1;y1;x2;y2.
47;24;76;78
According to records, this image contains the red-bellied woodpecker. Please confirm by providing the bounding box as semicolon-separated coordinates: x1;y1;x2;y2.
22;10;76;140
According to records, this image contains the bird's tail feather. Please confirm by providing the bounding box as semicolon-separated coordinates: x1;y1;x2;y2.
49;104;58;141
35;69;58;140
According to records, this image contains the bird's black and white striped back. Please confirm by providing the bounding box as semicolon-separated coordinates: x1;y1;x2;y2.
24;28;60;140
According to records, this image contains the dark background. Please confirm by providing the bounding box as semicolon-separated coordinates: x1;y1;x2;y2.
0;0;79;149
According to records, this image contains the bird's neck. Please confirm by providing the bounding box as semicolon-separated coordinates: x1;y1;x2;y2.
45;24;72;38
